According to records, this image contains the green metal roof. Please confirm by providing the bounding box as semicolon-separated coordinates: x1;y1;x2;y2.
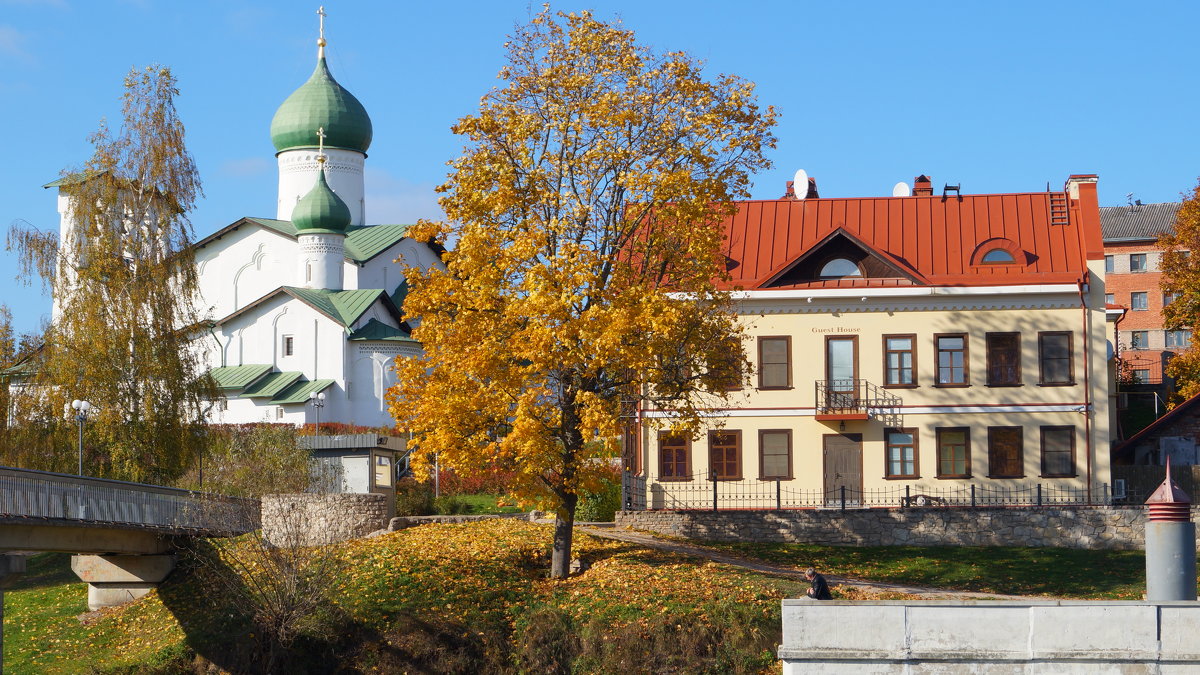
227;218;408;264
270;378;335;405
42;170;105;189
244;217;299;237
344;224;409;262
270;57;372;154
292;169;351;233
208;364;273;391
284;287;385;328
347;318;418;342
239;371;304;398
389;278;409;311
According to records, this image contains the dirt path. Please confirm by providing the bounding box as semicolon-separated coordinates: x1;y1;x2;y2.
577;524;1031;600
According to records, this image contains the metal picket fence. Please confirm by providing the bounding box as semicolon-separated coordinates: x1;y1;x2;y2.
622;470;1138;512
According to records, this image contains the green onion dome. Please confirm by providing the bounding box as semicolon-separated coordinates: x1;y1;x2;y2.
292;167;352;233
270;57;372;154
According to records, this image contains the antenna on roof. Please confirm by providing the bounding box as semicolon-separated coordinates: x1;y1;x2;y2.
1127;192;1138;212
793;169;809;200
892;181;911;197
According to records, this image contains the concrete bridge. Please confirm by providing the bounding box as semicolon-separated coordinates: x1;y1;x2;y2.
0;466;258;615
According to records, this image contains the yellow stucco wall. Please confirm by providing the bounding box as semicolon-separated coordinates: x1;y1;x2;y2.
636;268;1112;507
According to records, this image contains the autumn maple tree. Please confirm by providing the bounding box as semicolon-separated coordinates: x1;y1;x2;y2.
388;9;776;578
1160;179;1200;403
6;65;212;481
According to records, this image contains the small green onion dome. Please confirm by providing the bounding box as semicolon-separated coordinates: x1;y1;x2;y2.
292;168;352;233
270;57;372;154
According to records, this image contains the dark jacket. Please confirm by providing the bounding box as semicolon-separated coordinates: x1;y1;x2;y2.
807;572;833;600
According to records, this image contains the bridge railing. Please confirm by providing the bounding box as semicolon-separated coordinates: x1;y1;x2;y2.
0;466;259;535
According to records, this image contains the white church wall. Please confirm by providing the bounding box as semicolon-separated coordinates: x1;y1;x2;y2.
195;226;298;321
357;238;444;296
214;295;347;386
277;148;365;225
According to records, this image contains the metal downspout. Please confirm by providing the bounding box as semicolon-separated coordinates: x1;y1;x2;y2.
1078;279;1094;503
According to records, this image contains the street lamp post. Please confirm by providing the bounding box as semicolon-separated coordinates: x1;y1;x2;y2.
70;399;92;475
308;391;325;435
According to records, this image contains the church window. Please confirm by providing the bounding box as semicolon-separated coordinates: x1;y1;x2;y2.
275;407;285;420
283;335;295;356
306;262;312;283
818;258;862;279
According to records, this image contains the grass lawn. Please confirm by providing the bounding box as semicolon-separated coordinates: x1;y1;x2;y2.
1;522;1169;673
705;540;1152;599
454;493;524;514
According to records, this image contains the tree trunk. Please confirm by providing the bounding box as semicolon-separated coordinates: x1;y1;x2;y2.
549;492;579;579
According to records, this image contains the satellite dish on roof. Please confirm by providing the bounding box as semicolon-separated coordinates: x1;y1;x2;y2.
793;169;809;200
892;181;912;197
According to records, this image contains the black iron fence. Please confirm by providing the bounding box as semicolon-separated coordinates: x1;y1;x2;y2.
0;466;259;535
622;470;1142;512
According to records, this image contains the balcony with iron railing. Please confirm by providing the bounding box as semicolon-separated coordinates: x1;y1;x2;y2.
814;379;902;426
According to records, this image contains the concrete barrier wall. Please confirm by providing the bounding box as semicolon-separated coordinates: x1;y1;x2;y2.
616;507;1170;550
779;600;1200;673
262;493;386;547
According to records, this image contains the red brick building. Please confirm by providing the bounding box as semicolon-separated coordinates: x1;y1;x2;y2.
1101;202;1183;385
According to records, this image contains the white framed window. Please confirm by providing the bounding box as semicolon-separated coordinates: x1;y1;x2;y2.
1130;331;1149;349
818;258;862;279
276;407;285;420
1130;253;1147;272
1131;292;1148;311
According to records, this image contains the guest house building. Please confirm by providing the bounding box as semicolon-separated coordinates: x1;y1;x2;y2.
626;174;1113;508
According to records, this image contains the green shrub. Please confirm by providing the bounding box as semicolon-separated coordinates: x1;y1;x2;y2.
433;495;471;515
394;478;434;516
576;477;621;522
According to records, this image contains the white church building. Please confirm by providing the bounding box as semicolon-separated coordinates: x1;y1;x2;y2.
46;23;442;428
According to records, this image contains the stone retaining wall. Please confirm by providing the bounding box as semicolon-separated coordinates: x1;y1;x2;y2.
388;512;539;530
262;494;387;547
615;506;1173;550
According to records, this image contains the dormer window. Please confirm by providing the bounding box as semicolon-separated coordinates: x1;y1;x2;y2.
819;258;862;279
981;248;1017;264
970;238;1023;267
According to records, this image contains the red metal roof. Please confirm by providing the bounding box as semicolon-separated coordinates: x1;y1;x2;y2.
719;178;1102;290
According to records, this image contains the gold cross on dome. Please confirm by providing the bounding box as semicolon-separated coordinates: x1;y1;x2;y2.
316;126;327;163
317;6;327;56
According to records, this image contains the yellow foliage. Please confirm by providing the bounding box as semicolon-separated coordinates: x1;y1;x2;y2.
1160;179;1200;405
386;8;775;569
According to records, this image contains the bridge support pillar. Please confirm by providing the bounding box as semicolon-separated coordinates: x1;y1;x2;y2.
2;554;27;668
71;554;175;611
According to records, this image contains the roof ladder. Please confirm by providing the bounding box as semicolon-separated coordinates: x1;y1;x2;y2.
1049;192;1070;226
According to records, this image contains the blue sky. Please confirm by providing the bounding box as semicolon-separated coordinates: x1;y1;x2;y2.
3;1;1199;336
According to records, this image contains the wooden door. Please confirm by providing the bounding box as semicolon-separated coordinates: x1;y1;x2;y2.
823;433;863;505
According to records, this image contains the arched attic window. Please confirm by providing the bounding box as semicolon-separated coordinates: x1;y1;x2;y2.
819;258;863;279
971;238;1023;267
981;248;1016;264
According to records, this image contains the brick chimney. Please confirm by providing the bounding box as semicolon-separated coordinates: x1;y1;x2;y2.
912;175;933;197
805;177;819;199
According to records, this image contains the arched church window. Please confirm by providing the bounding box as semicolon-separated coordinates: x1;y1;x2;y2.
819;258;862;279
